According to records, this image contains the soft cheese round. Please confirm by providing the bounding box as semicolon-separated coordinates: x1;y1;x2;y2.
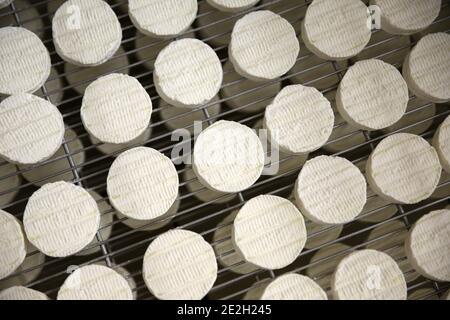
0;160;20;208
372;0;441;35
295;156;367;225
81;73;152;144
154;39;223;108
129;0;197;38
23;181;100;257
405;209;450;282
301;0;371;60
332;249;407;300
336;59;409;131
0;210;26;280
232;195;307;270
0;27;50;95
433;115;450;173
229;10;299;81
261;274;327;300
264;84;334;155
143;229;217;300
58;265;133;300
366;133;441;204
193;120;265;193
107;147;179;220
0;94;64;165
403;33;450;103
52;0;122;66
0;286;48;300
207;0;259;12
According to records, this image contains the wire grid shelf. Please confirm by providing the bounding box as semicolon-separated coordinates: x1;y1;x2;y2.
0;0;449;300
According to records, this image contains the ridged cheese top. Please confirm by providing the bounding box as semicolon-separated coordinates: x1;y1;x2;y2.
0;210;26;280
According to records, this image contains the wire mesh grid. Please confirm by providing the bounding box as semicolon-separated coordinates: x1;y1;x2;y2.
0;0;449;300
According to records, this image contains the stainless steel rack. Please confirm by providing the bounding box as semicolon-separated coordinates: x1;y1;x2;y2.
0;0;449;300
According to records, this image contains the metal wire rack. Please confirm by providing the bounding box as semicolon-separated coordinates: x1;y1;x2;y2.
0;0;449;300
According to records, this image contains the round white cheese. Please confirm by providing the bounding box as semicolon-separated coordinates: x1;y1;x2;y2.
192;120;265;193
301;0;371;60
264;84;334;155
0;210;26;280
403;33;450;103
0;160;20;208
143;229;217;300
207;0;259;12
107;147;179;220
405;209;450;282
0;94;64;165
260;274;328;300
332;249;407;300
0;286;48;300
90;128;152;158
232;195;307;270
0;27;50;95
295;156;367;225
154;39;223;108
52;0;122;66
58;264;133;300
366;133;441;204
229;10;299;81
129;0;197;38
23;181;100;257
433;115;450;173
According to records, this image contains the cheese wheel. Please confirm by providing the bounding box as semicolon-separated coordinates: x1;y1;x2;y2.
0;94;64;165
18;128;85;187
36;68;64;106
232;195;307;270
0;27;50;95
229;10;299;81
0;0;13;9
411;4;450;42
0;0;44;38
213;211;259;275
295;156;367;225
192;120;265;193
90;128;152;158
81;73;152;144
154;39;223;108
405;209;450;282
0;286;48;300
129;0;197;38
143;229;217;300
0;210;25;280
107;147;179;220
58;265;133;300
372;0;441;35
260;274;328;300
0;160;20;208
23;181;100;257
403;33;450;103
52;0;122;66
264;84;334;155
207;0;259;12
366;133;441;204
221;61;281;114
65;46;130;95
433;115;450;173
302;0;371;61
337;59;409;131
331;249;407;300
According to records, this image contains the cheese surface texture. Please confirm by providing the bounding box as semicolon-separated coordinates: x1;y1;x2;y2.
0;286;48;300
433;115;450;173
0;210;26;280
261;274;328;300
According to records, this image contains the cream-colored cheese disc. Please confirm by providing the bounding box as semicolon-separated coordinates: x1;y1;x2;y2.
372;0;441;35
405;209;450;282
129;0;197;38
0;160;20;208
154;39;223;108
58;265;133;300
332;249;407;300
107;147;179;220
0;286;48;300
403;33;450;103
264;84;334;155
261;274;327;300
229;10;299;81
0;94;64;165
193;120;265;193
301;0;371;60
143;229;217;300
295;156;367;225
0;27;50;95
366;133;441;204
0;210;25;280
433;115;450;173
336;59;409;131
207;0;259;12
52;0;122;66
90;128;152;158
232;195;307;270
23;181;100;257
81;73;152;144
